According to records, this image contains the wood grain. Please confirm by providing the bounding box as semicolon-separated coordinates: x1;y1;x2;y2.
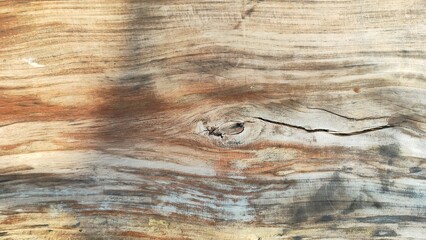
1;0;425;239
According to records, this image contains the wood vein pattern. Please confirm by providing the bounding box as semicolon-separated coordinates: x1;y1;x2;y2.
0;0;425;239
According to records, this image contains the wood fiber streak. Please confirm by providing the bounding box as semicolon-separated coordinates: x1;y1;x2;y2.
0;0;425;239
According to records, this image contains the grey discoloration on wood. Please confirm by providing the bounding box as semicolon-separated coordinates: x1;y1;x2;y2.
372;229;398;237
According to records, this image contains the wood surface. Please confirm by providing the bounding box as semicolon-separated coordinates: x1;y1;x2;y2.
1;0;425;239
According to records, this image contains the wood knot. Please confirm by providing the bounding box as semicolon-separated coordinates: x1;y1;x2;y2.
205;121;246;138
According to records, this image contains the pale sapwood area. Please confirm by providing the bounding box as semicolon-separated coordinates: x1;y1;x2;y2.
0;0;425;239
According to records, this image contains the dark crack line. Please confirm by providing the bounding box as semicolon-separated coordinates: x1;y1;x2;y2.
305;106;390;121
255;117;396;136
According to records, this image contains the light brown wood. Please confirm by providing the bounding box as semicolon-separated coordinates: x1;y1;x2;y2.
1;0;425;239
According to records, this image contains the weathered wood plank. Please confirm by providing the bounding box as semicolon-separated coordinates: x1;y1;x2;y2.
0;0;425;239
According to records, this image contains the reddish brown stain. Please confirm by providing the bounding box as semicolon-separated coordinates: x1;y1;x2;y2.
1;143;27;151
353;87;360;93
1;215;26;225
0;94;94;122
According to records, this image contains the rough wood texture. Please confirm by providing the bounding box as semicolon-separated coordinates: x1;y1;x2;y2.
1;0;425;239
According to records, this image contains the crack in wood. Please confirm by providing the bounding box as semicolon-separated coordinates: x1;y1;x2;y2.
305;106;390;121
255;117;397;136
